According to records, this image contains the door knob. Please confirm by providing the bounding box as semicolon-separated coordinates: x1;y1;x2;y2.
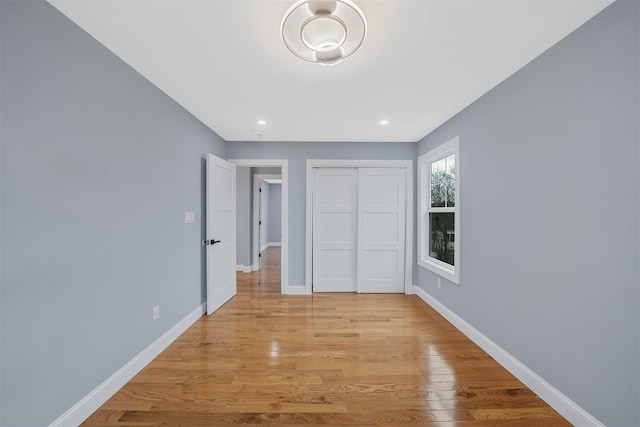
201;239;221;246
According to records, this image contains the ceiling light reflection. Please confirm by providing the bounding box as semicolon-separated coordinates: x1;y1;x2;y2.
270;341;279;358
426;344;457;412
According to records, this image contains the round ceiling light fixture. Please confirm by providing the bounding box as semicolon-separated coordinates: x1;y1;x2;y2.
281;0;367;65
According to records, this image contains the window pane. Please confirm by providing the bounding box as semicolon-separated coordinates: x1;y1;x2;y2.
431;155;455;208
429;212;455;266
445;154;455;207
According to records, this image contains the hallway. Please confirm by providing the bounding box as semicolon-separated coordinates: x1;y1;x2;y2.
82;247;569;426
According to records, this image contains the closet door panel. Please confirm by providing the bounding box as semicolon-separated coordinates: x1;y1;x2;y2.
357;168;406;293
312;168;357;292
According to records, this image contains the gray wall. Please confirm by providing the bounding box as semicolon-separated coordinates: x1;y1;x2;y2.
267;184;282;244
227;142;416;287
416;1;639;425
0;1;226;425
235;167;251;267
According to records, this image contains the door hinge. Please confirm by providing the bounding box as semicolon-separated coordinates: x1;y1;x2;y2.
259;220;262;225
259;188;262;192
259;253;261;258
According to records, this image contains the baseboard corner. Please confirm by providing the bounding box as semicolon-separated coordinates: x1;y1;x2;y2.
286;285;311;295
236;265;252;273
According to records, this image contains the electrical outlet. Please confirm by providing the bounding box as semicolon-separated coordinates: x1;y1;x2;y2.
437;278;442;289
153;305;160;321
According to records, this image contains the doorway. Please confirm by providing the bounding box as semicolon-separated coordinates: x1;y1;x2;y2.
253;173;282;272
229;159;289;294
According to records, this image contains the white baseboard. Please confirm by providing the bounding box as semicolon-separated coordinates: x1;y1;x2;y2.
49;303;206;427
236;265;252;273
411;286;604;427
286;285;311;295
260;242;281;252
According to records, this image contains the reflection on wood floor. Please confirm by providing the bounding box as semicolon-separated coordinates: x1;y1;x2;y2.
82;247;570;426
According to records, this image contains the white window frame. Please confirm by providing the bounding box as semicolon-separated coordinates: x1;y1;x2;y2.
418;136;460;284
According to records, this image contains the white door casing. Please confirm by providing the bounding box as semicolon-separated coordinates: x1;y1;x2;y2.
312;168;358;292
357;168;406;293
206;154;236;315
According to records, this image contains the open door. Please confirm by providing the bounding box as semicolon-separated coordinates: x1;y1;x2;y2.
206;154;236;315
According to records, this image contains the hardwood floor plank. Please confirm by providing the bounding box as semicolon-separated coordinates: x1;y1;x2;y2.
82;247;570;426
469;407;563;420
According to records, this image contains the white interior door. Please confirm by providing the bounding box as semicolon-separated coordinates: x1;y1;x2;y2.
357;168;406;292
312;168;357;292
206;153;236;315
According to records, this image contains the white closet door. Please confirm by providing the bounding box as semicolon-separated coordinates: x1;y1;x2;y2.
312;168;357;292
357;168;406;293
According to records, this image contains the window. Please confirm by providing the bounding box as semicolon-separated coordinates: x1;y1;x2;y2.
418;137;460;284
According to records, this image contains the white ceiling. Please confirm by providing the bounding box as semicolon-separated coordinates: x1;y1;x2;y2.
48;0;613;143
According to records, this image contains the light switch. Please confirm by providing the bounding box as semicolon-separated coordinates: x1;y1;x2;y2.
184;211;195;224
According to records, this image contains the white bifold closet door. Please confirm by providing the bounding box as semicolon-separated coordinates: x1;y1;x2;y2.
312;167;405;293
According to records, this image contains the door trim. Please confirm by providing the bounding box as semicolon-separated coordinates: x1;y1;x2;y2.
305;159;414;295
229;159;289;295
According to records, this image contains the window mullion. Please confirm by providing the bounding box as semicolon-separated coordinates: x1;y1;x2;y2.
428;207;456;213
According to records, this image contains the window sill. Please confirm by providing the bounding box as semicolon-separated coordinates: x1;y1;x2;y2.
418;258;460;285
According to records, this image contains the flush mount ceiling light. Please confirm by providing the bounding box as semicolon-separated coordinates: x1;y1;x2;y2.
281;0;367;65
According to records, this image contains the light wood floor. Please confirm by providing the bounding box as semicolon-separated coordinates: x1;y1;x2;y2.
82;247;570;426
